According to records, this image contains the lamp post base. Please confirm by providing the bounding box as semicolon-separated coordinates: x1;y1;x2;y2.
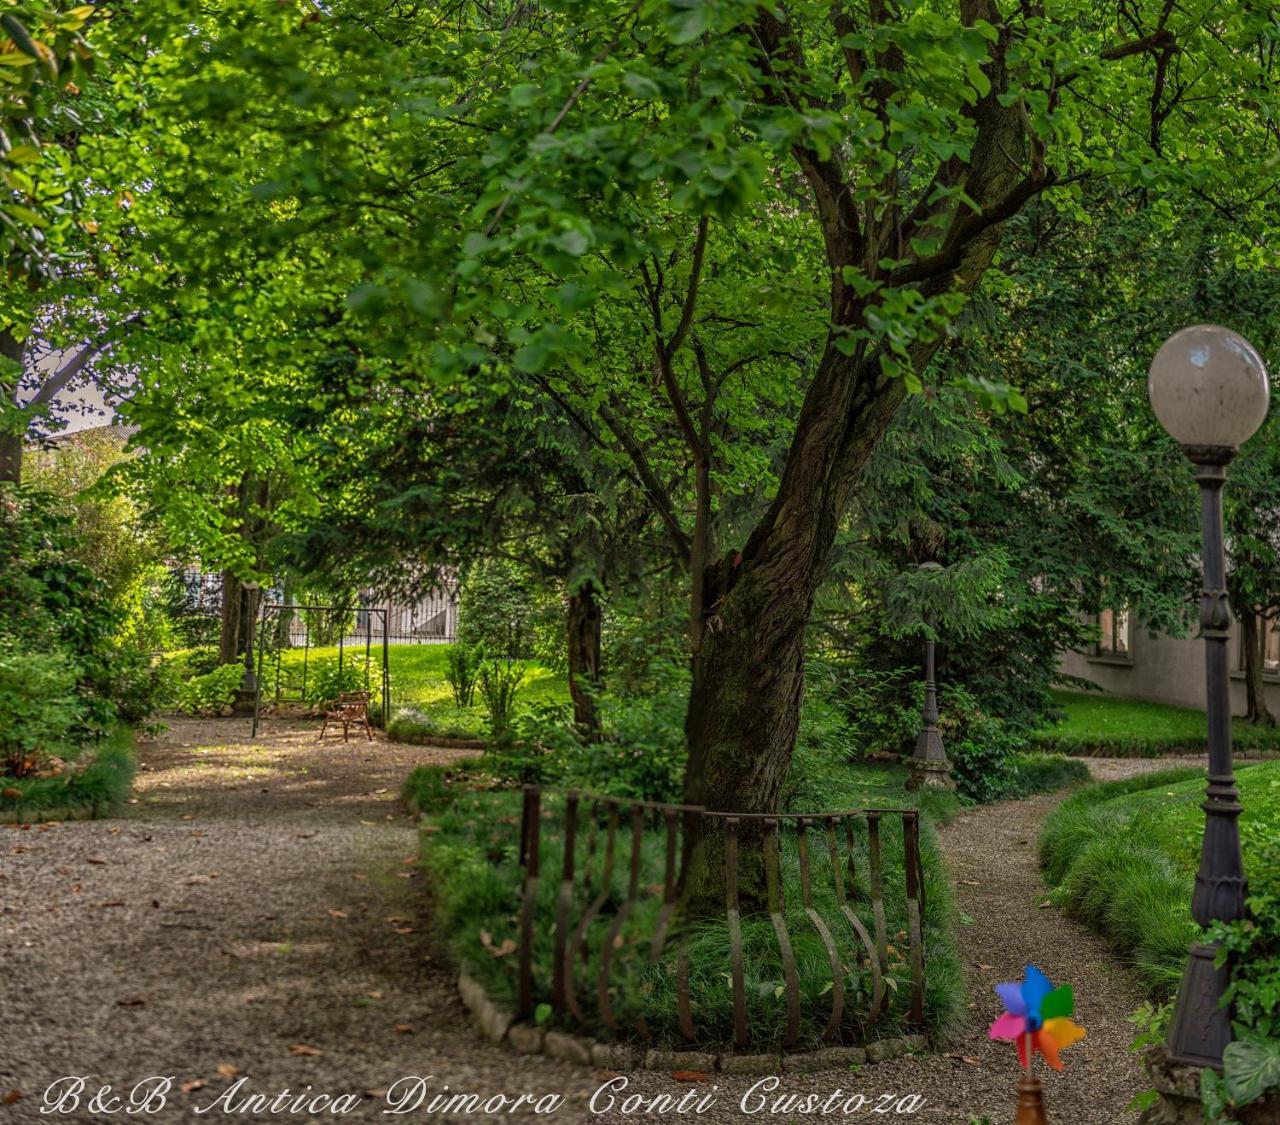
1166;942;1232;1068
906;757;956;792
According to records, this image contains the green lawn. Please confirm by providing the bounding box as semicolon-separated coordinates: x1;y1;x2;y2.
266;643;568;740
1039;760;1280;995
1036;689;1280;755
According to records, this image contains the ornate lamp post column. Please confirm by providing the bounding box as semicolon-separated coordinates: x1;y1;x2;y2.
1148;325;1269;1070
233;579;262;716
907;561;955;792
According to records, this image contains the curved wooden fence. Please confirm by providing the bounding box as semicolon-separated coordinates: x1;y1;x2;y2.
513;788;928;1051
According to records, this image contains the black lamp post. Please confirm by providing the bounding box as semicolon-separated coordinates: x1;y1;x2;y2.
1148;324;1270;1068
907;561;955;792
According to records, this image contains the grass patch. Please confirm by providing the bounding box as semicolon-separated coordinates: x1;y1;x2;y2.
0;726;135;821
1033;690;1280;757
263;644;566;740
1038;760;1279;997
419;762;964;1051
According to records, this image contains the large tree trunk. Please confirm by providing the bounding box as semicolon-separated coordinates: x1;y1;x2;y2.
677;2;1027;916
1240;610;1276;727
0;328;24;485
566;579;604;740
680;346;907;912
219;571;246;665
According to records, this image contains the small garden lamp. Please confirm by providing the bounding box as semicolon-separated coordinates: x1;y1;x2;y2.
907;561;955;792
1148;325;1270;1068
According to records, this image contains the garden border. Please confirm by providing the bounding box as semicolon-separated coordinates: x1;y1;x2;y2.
457;968;928;1073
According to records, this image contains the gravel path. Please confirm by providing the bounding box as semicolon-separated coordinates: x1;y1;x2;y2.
1;727;1203;1124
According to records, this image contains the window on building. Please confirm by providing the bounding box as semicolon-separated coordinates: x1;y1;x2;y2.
1095;608;1131;658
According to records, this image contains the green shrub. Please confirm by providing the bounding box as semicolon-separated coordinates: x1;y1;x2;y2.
1039;764;1278;1005
387;705;485;743
401;764;455;814
0;643;85;777
445;642;485;708
303;655;377;708
162;645;220;682
176;664;244;716
0;727;135;820
479;658;526;738
94;645;169;723
1001;753;1091;799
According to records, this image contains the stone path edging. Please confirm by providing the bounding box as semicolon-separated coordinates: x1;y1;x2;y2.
457;968;927;1075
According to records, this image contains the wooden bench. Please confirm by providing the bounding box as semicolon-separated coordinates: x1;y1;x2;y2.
319;691;373;742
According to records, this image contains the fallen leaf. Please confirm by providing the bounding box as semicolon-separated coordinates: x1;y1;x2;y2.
392;926;414;936
1038;900;1053;909
181;815;196;821
116;997;146;1009
288;1044;322;1057
671;1071;708;1083
960;879;981;885
368;990;383;1000
2;1090;21;1105
363;1089;387;1100
215;1064;239;1080
945;1053;982;1066
328;909;348;919
2;788;21;800
393;1024;414;1034
180;1080;206;1093
98;900;126;908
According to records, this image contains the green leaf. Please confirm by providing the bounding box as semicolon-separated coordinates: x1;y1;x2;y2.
509;84;539;108
1223;1036;1280;1105
622;72;660;99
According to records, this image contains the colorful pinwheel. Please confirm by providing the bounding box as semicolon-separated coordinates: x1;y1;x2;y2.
988;965;1086;1071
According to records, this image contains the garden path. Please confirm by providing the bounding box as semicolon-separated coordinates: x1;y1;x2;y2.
0;723;1203;1124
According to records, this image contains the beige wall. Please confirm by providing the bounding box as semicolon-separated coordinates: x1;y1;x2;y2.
1058;622;1280;715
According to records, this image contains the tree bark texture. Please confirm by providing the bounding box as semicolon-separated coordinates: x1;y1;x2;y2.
1240;610;1276;727
0;329;24;485
567;579;604;740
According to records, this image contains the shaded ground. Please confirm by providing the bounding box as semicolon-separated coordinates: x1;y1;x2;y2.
0;725;1203;1123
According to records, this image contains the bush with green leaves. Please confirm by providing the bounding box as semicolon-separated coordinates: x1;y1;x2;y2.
456;559;559;661
445;641;484;708
0;643;85;777
0;727;135;821
478;658;526;738
176;664;244;716
303;655;376;709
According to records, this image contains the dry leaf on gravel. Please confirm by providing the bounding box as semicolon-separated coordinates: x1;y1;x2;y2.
116;997;146;1008
180;1080;206;1093
328;910;348;919
2;1090;21;1105
98;900;126;908
288;1044;323;1057
393;1024;414;1034
215;1065;239;1080
671;1071;708;1083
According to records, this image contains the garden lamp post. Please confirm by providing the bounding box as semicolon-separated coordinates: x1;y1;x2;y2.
1148;324;1270;1069
233;579;262;715
907;561;955;792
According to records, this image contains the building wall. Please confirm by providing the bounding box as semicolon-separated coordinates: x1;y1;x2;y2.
1058;621;1280;714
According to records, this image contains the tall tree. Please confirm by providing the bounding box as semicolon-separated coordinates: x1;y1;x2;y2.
104;0;1280;910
